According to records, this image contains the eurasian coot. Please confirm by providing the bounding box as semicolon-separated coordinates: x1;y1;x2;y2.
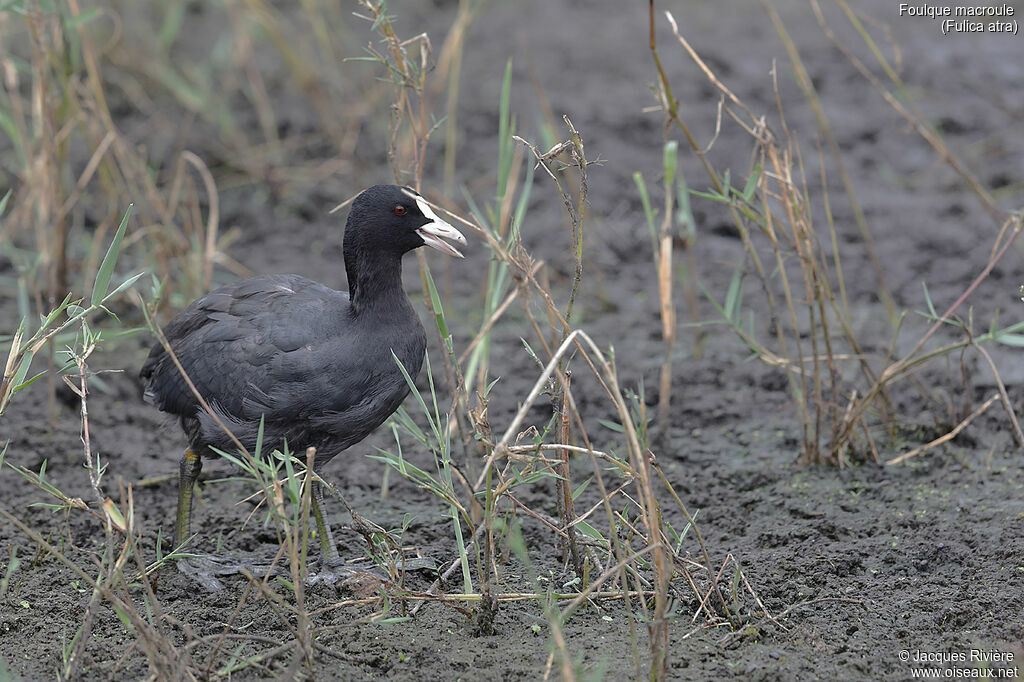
140;184;465;574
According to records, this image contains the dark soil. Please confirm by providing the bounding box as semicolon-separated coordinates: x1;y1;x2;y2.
2;1;1023;680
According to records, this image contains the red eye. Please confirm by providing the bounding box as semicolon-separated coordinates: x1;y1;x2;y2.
394;205;407;216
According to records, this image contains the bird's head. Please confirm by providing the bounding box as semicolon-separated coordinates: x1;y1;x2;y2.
345;184;466;259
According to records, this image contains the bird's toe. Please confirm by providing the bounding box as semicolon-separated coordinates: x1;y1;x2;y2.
175;554;285;591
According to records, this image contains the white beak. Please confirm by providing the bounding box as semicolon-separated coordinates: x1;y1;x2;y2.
413;196;466;258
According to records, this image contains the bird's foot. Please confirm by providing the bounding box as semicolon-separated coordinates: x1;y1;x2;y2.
306;556;361;587
175;554;402;591
306;556;438;591
175;554;286;591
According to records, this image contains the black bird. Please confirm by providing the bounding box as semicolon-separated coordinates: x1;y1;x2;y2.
140;185;465;575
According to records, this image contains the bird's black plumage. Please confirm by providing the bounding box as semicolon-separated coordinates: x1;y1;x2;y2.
140;271;426;462
139;184;466;562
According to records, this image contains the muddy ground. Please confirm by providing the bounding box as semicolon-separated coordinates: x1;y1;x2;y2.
2;0;1023;680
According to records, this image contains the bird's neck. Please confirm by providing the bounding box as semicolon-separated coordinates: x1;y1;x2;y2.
347;250;411;314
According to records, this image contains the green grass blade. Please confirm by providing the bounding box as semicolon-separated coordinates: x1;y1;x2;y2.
392;351;441;445
740;164;762;202
90;205;133;308
423;264;450;348
102;272;146;304
662;140;678;189
496;59;514;202
634;172;659;260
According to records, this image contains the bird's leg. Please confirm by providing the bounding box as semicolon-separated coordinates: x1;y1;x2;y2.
312;480;340;565
173;449;203;549
172;449;288;591
306;480;363;586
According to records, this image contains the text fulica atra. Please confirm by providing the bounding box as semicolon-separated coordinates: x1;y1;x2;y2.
140;185;465;572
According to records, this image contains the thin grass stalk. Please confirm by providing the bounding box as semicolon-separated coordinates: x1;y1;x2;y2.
812;137;894;439
767;138;828;462
790;140;835;460
457;261;541;367
60;331;110;680
789;140;849;462
179;151;219;291
437;0;478;196
677;174;702;360
649;2;716;189
888;393;1000;465
68;328;104;506
422;257;471;460
971;342;1024;447
556;371;582;577
764;90;827;460
562;116;587;328
763;0;895;319
767;22;895;446
465;71;525;401
25;8;69;301
475;457;498;634
291;446;316;671
758;157;814;459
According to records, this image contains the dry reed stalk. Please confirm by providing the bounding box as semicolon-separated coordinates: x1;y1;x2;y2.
656;168;676;429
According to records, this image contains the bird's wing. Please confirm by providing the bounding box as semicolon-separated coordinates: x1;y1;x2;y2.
140;274;359;421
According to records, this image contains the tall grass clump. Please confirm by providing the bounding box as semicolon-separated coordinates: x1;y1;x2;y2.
0;207;199;680
646;1;1023;466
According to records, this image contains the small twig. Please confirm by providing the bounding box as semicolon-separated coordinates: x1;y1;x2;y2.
973;343;1024;447
717;597;870;647
887;393;999;465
